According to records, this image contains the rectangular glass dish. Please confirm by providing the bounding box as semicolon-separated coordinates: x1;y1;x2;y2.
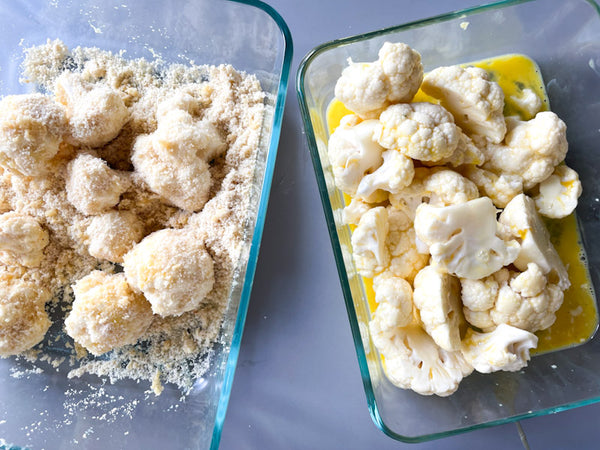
297;0;600;443
0;1;291;449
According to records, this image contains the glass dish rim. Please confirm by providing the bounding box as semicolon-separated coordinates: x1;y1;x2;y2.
296;0;600;443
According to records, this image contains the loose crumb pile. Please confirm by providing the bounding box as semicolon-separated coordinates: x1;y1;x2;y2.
0;39;265;393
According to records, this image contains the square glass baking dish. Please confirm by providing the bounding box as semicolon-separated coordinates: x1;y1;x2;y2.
0;0;291;449
297;0;600;443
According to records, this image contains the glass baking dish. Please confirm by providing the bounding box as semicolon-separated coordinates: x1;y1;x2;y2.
0;0;291;449
297;0;600;443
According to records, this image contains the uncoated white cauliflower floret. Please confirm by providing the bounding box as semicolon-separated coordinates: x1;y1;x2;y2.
355;149;414;200
461;262;563;333
422;65;506;143
65;153;130;215
375;102;460;162
0;272;52;357
533;164;582;219
426;129;486;168
369;322;473;397
86;211;144;263
413;265;464;351
388;167;431;220
509;88;543;119
350;206;390;278
461;323;538;373
0;94;67;177
334;42;423;118
460;165;523;208
371;271;414;329
342;196;378;225
386;207;429;282
55;72;129;148
123;227;215;317
414;197;519;279
480;112;568;190
65;271;154;356
0;212;49;267
328;115;384;197
422;169;479;207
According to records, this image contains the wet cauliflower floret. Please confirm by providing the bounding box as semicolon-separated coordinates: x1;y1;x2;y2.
65;271;154;356
86;211;144;263
65;153;130;215
123;228;215;317
0;212;49;268
0;93;67;177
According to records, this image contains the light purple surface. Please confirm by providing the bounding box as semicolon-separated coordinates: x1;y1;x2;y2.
220;1;600;449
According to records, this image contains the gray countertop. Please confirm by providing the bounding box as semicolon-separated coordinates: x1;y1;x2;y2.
220;0;600;449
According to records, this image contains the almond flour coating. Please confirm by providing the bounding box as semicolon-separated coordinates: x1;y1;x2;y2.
0;39;266;391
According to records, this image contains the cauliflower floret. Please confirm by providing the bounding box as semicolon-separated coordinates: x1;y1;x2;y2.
0;94;67;177
86;211;144;263
414;197;519;279
369;322;473;397
422;65;506;143
460;165;523;208
123;228;215;317
386;207;429;282
461;323;538;373
350;207;390;277
425;129;486;168
480;112;568;190
65;153;130;215
334;42;423;118
0;273;52;357
375;102;460;162
327;115;384;197
371;271;414;329
461;262;563;333
499;193;570;290
55;72;129;148
0;212;49;267
355;149;414;199
388;167;431;220
533;164;582;219
509;88;543;119
413;265;465;351
422;169;479;207
65;271;154;356
342;197;378;225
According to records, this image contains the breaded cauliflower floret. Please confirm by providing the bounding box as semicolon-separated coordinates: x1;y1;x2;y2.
123;228;215;317
0;273;52;357
334;42;423;118
422;65;506;143
375;102;460;162
461;262;563;333
480;112;568;190
0;94;67;177
371;271;414;329
65;271;154;356
533;164;582;219
86;211;144;263
0;212;49;267
460;165;523;208
65;153;130;215
328;115;384;197
55;72;129;148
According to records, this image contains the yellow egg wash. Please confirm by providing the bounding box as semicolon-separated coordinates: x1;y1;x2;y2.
326;54;598;354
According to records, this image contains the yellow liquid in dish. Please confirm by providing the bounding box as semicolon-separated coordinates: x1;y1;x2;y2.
326;54;598;354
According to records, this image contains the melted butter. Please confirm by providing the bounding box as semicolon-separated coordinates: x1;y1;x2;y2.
326;54;598;354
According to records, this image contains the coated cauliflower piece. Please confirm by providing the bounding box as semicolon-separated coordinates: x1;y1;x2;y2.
421;65;506;143
55;72;129;148
371;271;414;329
0;273;52;357
460;165;523;208
413;265;464;351
355;149;414;199
350;206;390;277
123;228;215;317
499;193;570;290
0;93;67;176
480;112;568;190
461;262;564;333
414;197;519;279
0;212;49;267
328;115;384;197
533;164;582;219
386;207;429;282
369;322;473;397
86;211;144;263
334;42;423;118
375;102;460;162
461;323;538;373
65;153;130;215
65;271;154;356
